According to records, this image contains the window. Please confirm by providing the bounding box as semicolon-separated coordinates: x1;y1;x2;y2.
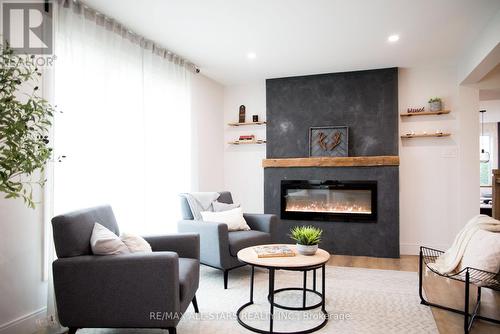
53;5;192;234
480;135;492;186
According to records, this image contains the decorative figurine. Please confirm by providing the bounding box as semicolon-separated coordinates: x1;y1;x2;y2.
252;115;259;122
239;105;246;123
407;107;425;113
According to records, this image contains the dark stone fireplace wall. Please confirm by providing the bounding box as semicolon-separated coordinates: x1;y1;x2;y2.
265;68;399;257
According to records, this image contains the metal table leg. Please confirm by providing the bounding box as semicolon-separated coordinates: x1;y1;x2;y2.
269;268;275;333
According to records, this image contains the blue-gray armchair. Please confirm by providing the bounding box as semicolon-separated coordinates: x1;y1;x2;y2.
178;191;277;289
51;205;200;334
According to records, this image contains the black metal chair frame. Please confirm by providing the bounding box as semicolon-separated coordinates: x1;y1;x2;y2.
419;246;500;333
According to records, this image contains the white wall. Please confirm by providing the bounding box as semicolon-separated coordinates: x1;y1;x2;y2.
0;197;48;334
190;74;225;192
223;82;266;213
0;77;49;333
222;66;482;255
399;66;475;254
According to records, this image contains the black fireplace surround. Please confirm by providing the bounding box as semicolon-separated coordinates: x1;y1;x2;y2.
281;180;377;222
265;68;399;257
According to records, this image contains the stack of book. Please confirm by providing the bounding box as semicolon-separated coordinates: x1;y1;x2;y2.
253;245;296;258
239;134;256;143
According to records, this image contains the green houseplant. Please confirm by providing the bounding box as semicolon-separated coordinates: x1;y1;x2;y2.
290;225;323;255
428;97;442;112
0;43;54;208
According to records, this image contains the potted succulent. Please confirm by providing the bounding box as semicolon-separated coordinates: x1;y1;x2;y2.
290;225;323;255
428;97;442;112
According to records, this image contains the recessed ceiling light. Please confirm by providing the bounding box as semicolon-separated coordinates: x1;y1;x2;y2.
388;34;400;43
247;52;256;59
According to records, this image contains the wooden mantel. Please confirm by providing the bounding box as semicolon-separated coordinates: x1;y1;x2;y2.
262;156;399;168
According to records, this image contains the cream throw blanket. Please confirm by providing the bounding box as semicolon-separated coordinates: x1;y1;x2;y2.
428;214;500;274
180;192;220;220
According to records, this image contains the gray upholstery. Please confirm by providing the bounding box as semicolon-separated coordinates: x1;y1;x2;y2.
52;205;119;258
178;191;277;272
52;206;200;330
228;230;272;257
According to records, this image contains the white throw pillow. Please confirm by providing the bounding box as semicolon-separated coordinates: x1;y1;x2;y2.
90;223;130;255
213;201;240;212
459;229;500;273
120;233;153;253
200;207;251;231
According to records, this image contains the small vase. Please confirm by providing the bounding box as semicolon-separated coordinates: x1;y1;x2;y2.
296;243;318;256
429;101;442;112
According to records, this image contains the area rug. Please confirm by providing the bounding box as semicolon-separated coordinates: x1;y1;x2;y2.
78;265;438;334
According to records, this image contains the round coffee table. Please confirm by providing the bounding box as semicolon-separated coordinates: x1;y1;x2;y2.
237;244;330;334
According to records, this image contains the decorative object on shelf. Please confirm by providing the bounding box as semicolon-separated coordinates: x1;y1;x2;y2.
238;105;246;123
400;110;451;117
0;43;56;208
401;132;451;139
227;121;266;126
309;126;348;157
480;109;490;163
428;97;442;112
407;107;425;113
252;115;259;122
238;134;255;142
289;225;323;255
228;139;266;145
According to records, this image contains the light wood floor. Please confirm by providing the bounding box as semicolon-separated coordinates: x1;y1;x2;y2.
328;255;500;334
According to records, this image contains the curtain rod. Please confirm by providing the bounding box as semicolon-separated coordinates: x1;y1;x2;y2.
58;0;200;74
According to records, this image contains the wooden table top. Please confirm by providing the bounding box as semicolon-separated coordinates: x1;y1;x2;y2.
237;244;330;268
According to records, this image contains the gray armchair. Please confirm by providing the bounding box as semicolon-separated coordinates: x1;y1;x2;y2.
178;191;277;289
52;205;200;334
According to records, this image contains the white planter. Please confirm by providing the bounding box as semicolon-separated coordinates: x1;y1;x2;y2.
296;243;318;256
429;101;442;112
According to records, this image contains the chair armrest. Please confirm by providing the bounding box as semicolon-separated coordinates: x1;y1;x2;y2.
244;213;277;236
53;252;180;328
177;220;229;268
143;233;200;260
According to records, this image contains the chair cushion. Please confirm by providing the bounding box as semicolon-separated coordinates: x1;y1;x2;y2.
178;258;200;301
228;230;272;257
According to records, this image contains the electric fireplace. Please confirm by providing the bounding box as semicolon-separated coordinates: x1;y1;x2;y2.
281;180;377;222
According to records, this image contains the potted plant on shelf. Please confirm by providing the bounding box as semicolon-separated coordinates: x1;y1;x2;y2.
428;97;442;112
290;225;323;255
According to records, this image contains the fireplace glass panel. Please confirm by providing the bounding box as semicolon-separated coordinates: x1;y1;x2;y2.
280;180;377;222
285;189;372;215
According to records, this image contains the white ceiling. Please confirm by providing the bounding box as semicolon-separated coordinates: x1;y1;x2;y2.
83;0;500;85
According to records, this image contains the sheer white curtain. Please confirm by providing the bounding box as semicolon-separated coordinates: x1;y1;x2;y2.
53;4;191;234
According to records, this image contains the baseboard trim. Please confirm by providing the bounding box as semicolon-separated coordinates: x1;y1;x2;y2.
0;307;47;334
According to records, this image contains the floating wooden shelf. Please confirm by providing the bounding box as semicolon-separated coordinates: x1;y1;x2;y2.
262;156;399;168
400;110;451;117
228;121;266;126
228;140;266;145
401;132;451;139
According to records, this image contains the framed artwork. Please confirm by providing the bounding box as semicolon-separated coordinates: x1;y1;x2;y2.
309;126;348;157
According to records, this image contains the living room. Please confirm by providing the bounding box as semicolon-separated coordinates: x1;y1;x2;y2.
1;1;500;334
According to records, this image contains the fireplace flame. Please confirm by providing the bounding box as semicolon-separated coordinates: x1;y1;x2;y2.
286;200;371;214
